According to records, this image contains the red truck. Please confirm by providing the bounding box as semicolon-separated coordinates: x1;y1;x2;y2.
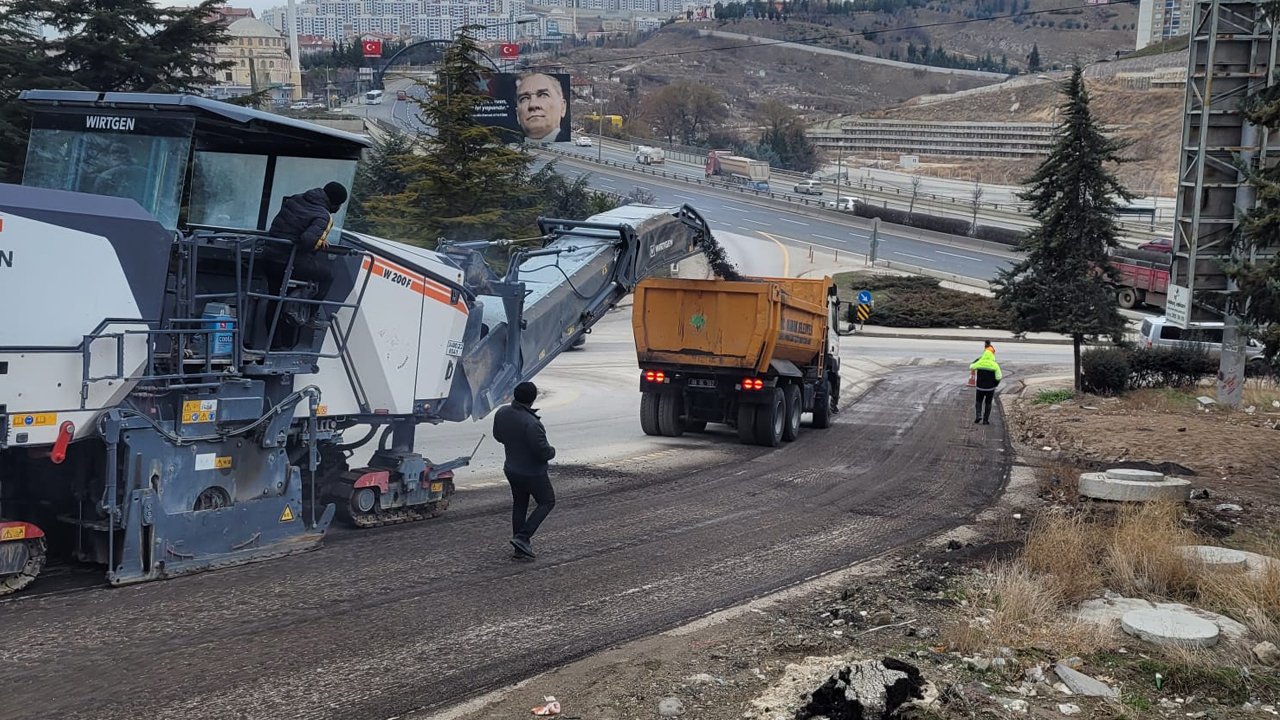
1111;250;1170;309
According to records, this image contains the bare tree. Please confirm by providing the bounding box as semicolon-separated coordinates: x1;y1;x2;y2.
908;175;922;220
969;180;984;235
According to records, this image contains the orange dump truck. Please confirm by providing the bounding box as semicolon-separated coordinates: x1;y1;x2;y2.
632;276;852;447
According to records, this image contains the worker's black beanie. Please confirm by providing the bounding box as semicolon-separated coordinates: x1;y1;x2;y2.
323;181;348;206
514;382;538;404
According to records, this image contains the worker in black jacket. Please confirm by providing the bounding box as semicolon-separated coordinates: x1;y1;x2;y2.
493;382;557;559
969;343;1003;425
266;182;347;329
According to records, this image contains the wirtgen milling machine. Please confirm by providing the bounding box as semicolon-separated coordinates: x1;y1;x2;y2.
0;90;712;595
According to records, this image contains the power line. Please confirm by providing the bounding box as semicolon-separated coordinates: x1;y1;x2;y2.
528;0;1139;71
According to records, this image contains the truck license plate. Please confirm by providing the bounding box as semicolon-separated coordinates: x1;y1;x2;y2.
689;378;716;389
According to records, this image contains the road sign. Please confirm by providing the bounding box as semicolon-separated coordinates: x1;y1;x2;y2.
499;43;520;58
857;289;873;305
855;304;871;323
1166;284;1192;328
362;39;382;58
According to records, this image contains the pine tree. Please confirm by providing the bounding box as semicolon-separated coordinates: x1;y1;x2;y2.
364;27;538;246
0;0;232;180
993;67;1130;392
347;131;417;234
13;0;231;92
1028;44;1042;72
1223;64;1280;365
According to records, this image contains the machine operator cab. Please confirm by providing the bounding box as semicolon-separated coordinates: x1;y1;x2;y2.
16;90;374;371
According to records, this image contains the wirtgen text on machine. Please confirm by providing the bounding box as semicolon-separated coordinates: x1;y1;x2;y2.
85;116;137;131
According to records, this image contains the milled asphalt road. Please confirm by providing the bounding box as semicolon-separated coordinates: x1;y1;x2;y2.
0;364;1008;720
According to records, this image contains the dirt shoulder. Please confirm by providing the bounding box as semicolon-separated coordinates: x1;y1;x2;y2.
424;377;1280;720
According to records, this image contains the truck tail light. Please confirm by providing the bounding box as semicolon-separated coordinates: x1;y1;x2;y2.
644;370;667;384
742;378;764;391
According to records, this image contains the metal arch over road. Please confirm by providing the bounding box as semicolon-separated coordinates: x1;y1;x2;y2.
373;39;503;89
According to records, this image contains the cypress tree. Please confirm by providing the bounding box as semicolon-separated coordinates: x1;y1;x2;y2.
993;67;1130;392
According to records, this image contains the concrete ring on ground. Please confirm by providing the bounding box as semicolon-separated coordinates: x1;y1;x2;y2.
1121;608;1220;648
1104;468;1165;482
1177;545;1252;572
1078;471;1192;502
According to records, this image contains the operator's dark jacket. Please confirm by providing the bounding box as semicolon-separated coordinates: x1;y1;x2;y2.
493;401;556;475
269;188;335;252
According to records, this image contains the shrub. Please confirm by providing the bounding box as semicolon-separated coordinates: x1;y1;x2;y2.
1127;346;1216;389
836;271;1012;329
973;224;1025;246
1081;347;1130;395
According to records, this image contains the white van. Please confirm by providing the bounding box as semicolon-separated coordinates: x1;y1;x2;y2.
1138;316;1269;371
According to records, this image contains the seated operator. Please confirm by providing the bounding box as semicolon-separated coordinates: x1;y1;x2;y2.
265;182;348;330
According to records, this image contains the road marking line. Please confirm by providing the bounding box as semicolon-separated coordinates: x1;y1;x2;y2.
779;217;810;226
813;234;844;243
893;251;931;261
934;250;983;262
721;204;747;212
743;218;770;226
736;226;753;231
757;231;793;278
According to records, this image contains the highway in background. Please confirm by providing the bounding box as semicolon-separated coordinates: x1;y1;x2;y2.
547;156;1016;280
351;81;1017;281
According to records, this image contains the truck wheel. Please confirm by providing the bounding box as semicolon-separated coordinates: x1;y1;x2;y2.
736;403;756;444
1117;287;1138;309
812;379;833;429
782;384;802;442
658;392;685;437
640;392;661;436
753;388;785;447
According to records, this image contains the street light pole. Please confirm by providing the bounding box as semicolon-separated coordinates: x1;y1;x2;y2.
598;102;604;162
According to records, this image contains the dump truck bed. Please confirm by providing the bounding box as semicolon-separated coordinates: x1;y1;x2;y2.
632;276;830;374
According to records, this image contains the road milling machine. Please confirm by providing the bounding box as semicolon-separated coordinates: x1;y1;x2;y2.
0;90;713;596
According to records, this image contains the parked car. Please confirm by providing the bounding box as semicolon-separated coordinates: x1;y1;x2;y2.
289;101;308;110
822;197;858;211
1137;316;1269;372
575;135;593;147
793;180;823;195
1138;238;1173;253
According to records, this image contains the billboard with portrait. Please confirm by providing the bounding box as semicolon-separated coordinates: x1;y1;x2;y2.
472;72;572;144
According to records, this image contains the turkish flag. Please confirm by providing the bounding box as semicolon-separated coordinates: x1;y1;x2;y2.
362;39;382;57
499;43;519;59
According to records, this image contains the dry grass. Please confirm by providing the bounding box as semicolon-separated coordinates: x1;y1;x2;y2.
1241;378;1280;410
1198;548;1280;645
946;562;1111;655
1122;387;1204;413
1104;501;1201;600
1020;511;1103;603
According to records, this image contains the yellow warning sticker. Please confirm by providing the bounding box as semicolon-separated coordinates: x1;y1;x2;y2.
316;405;329;417
430;482;444;494
214;456;233;470
1;526;26;541
279;505;295;522
10;413;57;429
181;400;218;424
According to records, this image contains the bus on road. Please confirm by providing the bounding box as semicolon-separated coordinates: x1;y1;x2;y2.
365;90;384;105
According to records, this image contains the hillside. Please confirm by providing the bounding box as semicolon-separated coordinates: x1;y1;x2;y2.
709;0;1139;73
562;26;1001;121
865;70;1184;195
